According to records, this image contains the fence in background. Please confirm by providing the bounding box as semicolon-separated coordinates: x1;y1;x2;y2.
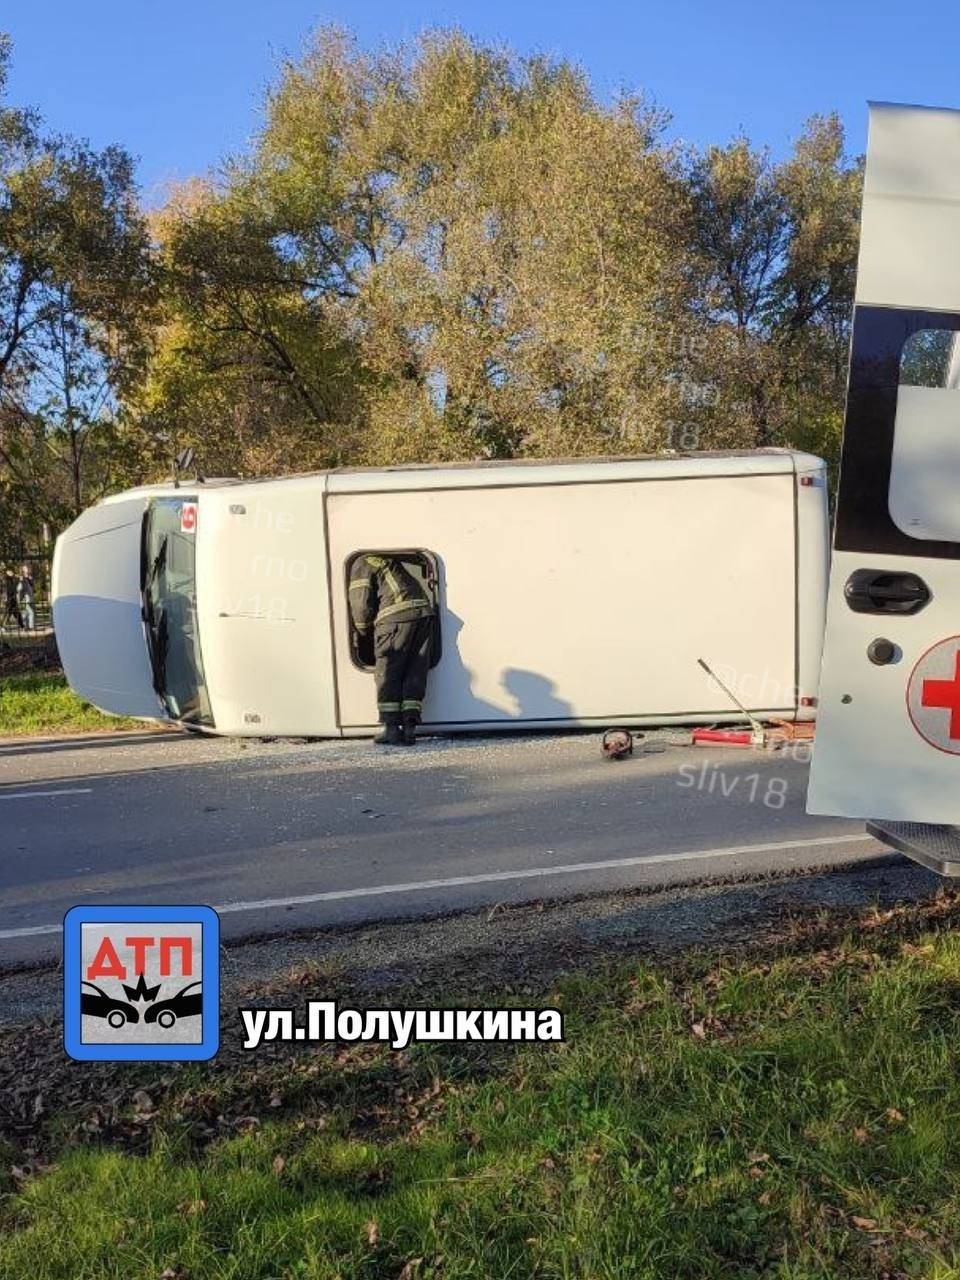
1;551;53;640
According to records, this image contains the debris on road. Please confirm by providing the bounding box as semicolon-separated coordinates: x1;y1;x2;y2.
691;727;755;747
601;728;637;760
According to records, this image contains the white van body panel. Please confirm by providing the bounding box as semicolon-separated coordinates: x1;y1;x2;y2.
327;465;821;731
51;495;163;719
856;103;960;312
810;549;960;823
52;450;828;737
809;102;960;823
195;480;336;737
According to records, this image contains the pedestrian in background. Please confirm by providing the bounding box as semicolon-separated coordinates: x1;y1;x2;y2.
17;563;35;631
2;568;18;629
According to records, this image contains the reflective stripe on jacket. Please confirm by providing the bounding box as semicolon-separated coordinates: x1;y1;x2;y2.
348;554;433;633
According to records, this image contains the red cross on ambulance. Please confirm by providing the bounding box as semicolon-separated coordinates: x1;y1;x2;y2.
907;636;960;755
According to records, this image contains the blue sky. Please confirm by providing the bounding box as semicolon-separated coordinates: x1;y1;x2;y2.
6;2;959;204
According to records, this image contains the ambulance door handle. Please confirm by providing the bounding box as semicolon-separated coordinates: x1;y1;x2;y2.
844;569;931;615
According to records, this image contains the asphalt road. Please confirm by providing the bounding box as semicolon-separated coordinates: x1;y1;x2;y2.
0;728;889;966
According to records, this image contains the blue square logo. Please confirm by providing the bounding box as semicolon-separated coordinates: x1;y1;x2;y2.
63;906;219;1062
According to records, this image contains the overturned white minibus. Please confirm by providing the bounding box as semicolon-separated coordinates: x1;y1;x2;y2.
52;449;828;737
808;102;960;872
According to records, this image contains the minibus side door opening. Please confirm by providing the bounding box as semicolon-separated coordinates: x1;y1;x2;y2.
344;549;442;672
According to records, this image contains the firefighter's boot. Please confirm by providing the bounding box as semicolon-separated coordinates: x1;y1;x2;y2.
374;718;403;746
401;712;419;746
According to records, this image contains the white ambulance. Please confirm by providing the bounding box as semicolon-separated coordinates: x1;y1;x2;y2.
808;103;960;873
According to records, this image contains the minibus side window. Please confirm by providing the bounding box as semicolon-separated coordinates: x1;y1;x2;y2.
345;550;442;672
900;328;960;388
890;328;960;543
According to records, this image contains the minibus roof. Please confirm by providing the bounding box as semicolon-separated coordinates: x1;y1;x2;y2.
110;448;820;502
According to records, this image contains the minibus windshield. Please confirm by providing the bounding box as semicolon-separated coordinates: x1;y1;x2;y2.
141;497;213;726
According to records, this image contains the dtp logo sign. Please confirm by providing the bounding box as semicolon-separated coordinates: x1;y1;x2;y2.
64;906;219;1061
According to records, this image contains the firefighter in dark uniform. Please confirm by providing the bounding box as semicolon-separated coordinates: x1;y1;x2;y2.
348;554;436;745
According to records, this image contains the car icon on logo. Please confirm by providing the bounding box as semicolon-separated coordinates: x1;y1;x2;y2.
80;981;140;1028
144;981;203;1029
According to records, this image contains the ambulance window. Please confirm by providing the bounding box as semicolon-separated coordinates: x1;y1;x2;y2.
344;550;442;672
890;328;960;543
900;328;960;388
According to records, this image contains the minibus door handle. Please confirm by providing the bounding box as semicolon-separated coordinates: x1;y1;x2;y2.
844;569;931;615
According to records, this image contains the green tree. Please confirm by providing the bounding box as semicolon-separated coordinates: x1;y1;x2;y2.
143;29;699;472
139;174;362;476
137;28;861;480
685;115;861;464
0;32;151;556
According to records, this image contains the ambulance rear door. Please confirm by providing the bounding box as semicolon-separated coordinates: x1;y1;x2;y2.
808;103;960;828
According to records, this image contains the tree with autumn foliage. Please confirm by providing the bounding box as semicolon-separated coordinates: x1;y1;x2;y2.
0;34;152;563
1;25;863;558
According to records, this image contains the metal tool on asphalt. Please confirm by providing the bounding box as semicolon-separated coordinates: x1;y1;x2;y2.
694;657;766;747
690;728;757;748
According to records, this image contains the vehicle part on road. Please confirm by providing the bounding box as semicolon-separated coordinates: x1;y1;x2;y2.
601;728;636;759
768;717;816;744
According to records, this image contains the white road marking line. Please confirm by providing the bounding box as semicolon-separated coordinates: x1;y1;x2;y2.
0;787;92;801
215;833;874;913
0;832;877;941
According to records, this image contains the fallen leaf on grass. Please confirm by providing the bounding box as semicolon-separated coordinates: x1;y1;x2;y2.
176;1199;206;1216
885;1108;906;1124
851;1216;878;1231
901;942;934;957
397;1260;423;1280
272;1155;286;1176
365;1221;379;1246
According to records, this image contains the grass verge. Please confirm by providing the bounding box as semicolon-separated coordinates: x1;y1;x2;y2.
4;898;960;1278
0;672;141;736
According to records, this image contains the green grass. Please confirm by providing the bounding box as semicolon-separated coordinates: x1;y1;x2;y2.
0;672;142;736
5;922;960;1278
